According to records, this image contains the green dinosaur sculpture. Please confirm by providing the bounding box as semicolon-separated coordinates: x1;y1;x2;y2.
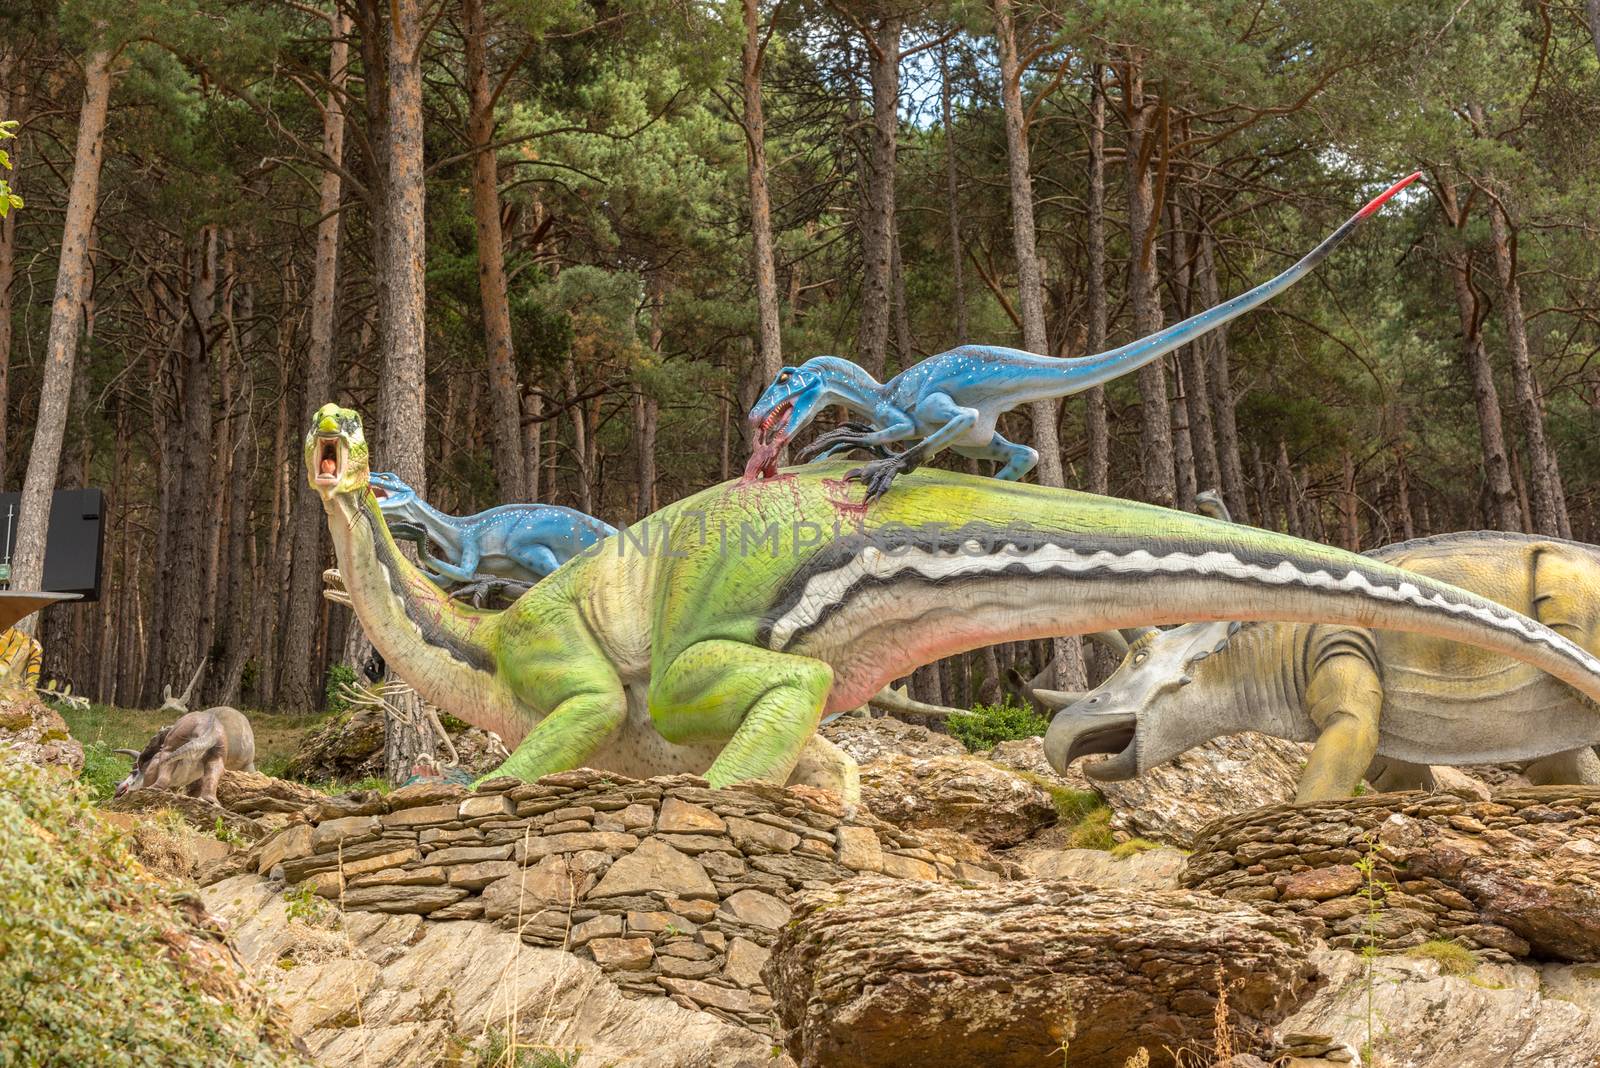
306;404;1600;799
1042;531;1600;802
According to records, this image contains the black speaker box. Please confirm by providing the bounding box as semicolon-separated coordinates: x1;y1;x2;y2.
0;489;105;601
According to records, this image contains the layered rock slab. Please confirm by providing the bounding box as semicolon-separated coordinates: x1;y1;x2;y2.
764;876;1318;1068
858;752;1057;848
1277;947;1600;1067
203;874;780;1068
1184;786;1600;962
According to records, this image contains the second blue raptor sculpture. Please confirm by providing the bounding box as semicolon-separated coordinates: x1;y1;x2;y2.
368;471;616;603
745;173;1421;499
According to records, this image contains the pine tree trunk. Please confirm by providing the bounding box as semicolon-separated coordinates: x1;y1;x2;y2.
1339;449;1359;549
1485;199;1568;536
993;0;1083;690
742;0;783;384
1120;58;1175;508
1276;439;1299;536
0;55;22;485
855;17;900;378
465;0;525;502
164;226;219;693
281;17;349;711
522;390;542;499
1197;227;1250;522
940;43;968;346
1448;254;1520;531
1084;64;1109;496
380;0;428;494
1170;196;1220;497
10;48;112;630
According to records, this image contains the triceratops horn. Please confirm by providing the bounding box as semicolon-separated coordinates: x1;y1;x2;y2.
1031;688;1088;710
1084;630;1130;655
112;748;142;758
1119;626;1157;644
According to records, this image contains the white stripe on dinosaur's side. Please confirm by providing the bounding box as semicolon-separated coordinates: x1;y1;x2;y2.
768;543;1600;676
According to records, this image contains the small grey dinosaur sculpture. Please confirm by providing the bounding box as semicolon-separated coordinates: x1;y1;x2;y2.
114;705;257;805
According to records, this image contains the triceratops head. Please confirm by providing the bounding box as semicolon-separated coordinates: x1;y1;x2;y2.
1041;621;1245;782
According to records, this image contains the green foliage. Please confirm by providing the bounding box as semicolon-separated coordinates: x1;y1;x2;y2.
0;119;20;217
464;1030;586;1068
948;700;1048;753
282;882;325;923
1407;939;1476;976
0;759;293;1065
79;740;132;802
324;663;358;714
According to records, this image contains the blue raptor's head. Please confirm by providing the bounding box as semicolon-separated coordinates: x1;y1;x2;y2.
367;470;420;509
744;359;832;479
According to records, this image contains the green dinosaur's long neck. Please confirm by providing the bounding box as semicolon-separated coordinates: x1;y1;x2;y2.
324;488;514;731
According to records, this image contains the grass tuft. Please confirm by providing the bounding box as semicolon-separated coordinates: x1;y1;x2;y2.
1407;938;1477;976
1065;806;1116;851
1109;837;1162;859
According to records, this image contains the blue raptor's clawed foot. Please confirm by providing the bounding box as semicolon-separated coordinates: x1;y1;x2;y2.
799;422;899;462
847;447;925;502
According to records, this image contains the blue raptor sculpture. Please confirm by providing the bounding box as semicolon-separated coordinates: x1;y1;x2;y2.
368;471;616;603
744;173;1421;499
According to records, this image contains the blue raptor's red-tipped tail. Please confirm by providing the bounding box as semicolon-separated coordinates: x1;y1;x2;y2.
1056;173;1420;393
1355;171;1423;220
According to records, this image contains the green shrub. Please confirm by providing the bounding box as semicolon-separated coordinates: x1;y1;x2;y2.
0;759;295;1065
948;699;1048;753
324;663;358;714
79;740;132;803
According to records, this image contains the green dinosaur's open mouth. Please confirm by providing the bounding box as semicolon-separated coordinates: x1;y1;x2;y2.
314;435;346;488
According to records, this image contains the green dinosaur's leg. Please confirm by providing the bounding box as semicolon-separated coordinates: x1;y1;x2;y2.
1299;651;1383;802
649;640;832;789
488;657;625;784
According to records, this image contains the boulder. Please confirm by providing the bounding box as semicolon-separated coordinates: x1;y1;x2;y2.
215;770;324;817
0;690;83;774
981;735;1101;795
859;753;1056;848
1097;732;1309;847
980;732;1312;849
1010;845;1185;890
820;715;964;764
765;876;1318;1068
106;788;267;842
283;702;505;783
1277;946;1600;1067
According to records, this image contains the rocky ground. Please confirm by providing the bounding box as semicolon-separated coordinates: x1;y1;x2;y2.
10;701;1600;1067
